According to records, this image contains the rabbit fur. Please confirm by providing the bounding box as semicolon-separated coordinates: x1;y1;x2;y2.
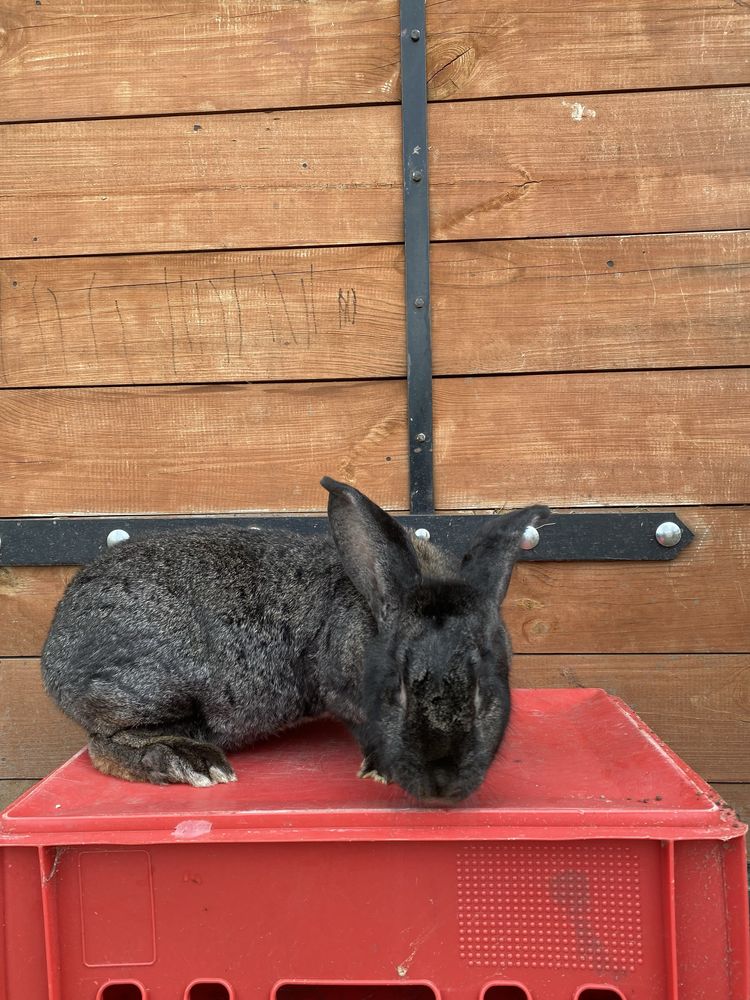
41;477;549;803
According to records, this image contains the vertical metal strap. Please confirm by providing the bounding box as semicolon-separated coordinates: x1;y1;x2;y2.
400;0;435;515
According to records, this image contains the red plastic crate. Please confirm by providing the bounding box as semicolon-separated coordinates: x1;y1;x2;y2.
1;688;747;1000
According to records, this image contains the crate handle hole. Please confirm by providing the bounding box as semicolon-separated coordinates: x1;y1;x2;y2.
98;984;145;1000
185;983;234;1000
575;989;626;1000
275;985;438;1000
482;985;532;1000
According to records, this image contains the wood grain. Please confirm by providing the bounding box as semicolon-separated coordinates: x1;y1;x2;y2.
2;89;748;258
714;784;750;824
0;0;398;122
424;1;750;102
0;566;76;657
513;655;750;781
429;91;750;242
2;232;748;387
504;509;750;655
435;370;750;509
0;659;85;777
430;232;750;376
0;106;402;258
0;779;35;811
0;380;408;515
3;509;749;658
2;655;746;781
1;370;748;516
1;1;747;121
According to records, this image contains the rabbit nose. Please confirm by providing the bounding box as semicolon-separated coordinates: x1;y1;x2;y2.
432;767;452;796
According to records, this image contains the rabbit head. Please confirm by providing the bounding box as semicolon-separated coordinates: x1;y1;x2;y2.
322;477;549;804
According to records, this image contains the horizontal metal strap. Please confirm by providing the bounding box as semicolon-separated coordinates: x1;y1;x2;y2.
0;512;693;566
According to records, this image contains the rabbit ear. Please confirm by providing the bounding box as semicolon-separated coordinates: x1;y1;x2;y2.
461;505;551;604
322;477;421;628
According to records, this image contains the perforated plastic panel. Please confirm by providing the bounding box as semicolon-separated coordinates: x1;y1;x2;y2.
457;843;643;971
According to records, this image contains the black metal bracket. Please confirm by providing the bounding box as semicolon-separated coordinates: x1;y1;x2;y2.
0;513;694;566
401;0;434;515
0;0;696;568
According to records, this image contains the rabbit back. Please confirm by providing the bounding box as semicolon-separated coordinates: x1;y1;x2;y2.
41;527;366;749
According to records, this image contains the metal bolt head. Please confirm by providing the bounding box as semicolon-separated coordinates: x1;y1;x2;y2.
655;521;682;547
415;528;430;541
414;296;425;308
415;432;426;442
520;525;540;550
410;28;421;41
107;528;130;548
411;169;423;182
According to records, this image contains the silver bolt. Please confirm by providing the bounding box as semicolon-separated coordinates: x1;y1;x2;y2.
414;296;425;308
655;521;682;547
520;525;540;550
415;432;426;442
107;528;130;548
415;528;430;541
411;169;423;182
410;28;421;41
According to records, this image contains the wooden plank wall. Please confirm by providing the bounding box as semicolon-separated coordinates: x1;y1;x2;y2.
0;1;748;817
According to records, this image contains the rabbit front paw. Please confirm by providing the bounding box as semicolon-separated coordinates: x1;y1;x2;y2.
357;760;390;784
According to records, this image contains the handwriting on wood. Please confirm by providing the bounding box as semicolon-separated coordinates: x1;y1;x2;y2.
1;233;748;387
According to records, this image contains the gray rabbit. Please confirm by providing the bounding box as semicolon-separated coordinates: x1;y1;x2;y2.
41;477;549;803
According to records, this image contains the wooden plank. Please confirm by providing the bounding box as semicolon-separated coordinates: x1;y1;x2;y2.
2;232;748;388
431;232;750;376
1;1;747;122
0;246;406;386
504;509;750;655
435;370;750;509
1;370;747;516
0;380;407;516
0;779;35;811
0;0;400;122
2;655;746;781
0;106;403;258
514;654;750;781
429;90;750;243
2;508;749;658
0;659;85;777
425;1;750;102
0;566;76;657
713;784;750;823
2;89;748;258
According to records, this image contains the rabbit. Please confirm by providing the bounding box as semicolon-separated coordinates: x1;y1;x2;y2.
41;476;549;803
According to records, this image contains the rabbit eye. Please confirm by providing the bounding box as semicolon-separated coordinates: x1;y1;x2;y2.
473;682;482;713
398;676;408;708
